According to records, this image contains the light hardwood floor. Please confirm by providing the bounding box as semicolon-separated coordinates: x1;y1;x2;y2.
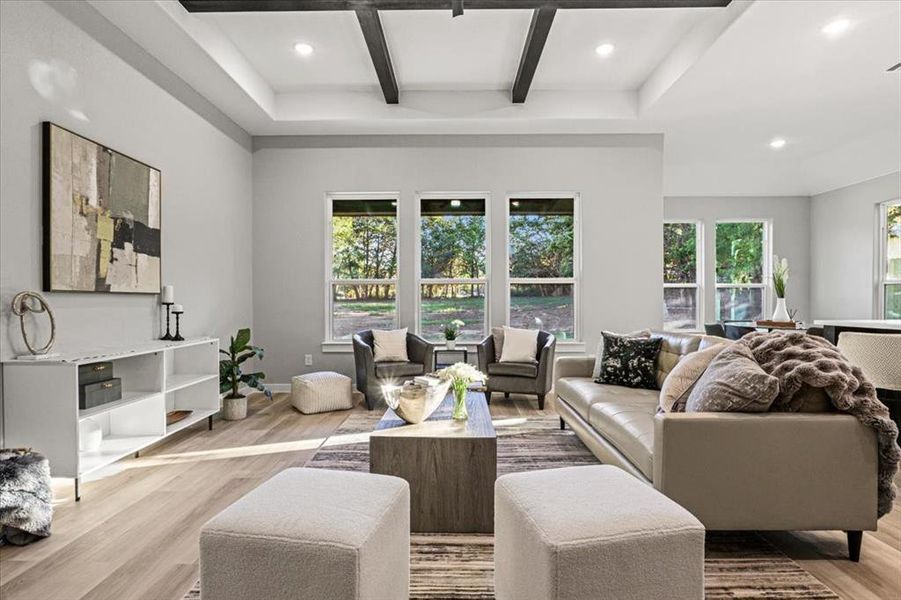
1;392;899;600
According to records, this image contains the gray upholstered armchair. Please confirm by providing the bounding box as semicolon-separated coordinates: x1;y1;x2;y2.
352;330;435;410
477;331;556;410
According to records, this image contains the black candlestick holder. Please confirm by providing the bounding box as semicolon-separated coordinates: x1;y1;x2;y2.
172;309;184;342
160;302;174;340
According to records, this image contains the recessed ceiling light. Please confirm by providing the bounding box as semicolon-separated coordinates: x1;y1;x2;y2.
595;43;615;57
450;200;462;207
769;137;787;149
293;42;314;56
821;18;850;37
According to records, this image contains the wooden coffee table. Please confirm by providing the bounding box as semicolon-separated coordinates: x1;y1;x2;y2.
370;390;497;533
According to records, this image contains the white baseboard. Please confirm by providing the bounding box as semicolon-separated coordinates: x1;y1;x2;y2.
266;383;292;393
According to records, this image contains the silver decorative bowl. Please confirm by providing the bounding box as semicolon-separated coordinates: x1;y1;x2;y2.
382;380;451;424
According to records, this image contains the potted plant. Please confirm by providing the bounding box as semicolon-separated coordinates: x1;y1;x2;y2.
219;328;271;420
436;362;486;421
442;319;465;350
771;255;791;322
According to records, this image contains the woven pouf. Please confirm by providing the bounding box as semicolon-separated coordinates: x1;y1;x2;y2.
201;468;410;600
495;465;705;600
291;371;354;414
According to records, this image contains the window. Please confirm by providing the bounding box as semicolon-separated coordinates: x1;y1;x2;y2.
715;221;769;322
507;196;579;340
417;195;488;341
879;199;901;319
326;195;398;340
663;222;702;331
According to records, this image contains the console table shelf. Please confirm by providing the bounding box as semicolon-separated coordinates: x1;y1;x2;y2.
2;337;220;500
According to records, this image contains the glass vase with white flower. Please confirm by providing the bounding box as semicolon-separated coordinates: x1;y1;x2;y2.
436;362;486;421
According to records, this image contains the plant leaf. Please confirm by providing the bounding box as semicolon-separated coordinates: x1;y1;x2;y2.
233;328;251;352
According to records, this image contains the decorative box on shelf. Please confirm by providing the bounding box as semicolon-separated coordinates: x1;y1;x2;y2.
1;337;220;501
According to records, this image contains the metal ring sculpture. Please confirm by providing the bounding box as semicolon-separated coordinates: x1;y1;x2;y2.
11;291;56;355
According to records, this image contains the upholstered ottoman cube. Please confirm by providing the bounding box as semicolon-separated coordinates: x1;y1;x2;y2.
291;371;355;414
200;468;410;600
495;465;705;600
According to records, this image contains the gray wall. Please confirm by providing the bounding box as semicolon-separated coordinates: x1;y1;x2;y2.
664;196;812;324
253;136;664;384
810;171;901;320
0;1;254;439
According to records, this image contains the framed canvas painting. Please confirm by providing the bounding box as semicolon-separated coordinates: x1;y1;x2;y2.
42;122;161;294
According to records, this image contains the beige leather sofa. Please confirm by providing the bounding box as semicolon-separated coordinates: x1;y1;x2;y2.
554;331;879;561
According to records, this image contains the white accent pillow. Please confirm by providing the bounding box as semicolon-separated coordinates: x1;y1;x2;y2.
372;328;409;363
499;327;538;363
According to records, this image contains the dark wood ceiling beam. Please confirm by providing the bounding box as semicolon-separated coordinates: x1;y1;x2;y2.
179;1;731;12
512;8;556;104
355;9;399;104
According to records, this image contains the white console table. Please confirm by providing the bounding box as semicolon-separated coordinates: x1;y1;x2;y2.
2;337;219;500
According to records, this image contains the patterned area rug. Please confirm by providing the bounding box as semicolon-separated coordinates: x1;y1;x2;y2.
185;411;838;599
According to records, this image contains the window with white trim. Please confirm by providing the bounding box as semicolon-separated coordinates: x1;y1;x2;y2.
879;199;901;319
417;195;488;341
663;221;702;331
326;195;398;341
715;220;769;322
507;196;579;340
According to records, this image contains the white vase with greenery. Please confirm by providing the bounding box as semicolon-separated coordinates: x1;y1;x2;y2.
442;319;464;350
772;255;791;321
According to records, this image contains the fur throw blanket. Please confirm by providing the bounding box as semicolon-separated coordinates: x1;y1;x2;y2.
0;449;53;545
740;332;900;518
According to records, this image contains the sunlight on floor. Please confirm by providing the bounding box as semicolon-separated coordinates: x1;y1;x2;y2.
491;417;529;428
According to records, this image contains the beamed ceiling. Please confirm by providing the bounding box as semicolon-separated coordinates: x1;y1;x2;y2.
178;0;732;104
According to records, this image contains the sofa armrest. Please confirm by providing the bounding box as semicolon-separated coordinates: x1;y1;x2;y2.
553;355;595;389
653;412;879;531
352;334;376;392
407;333;434;372
536;335;556;394
477;336;494;374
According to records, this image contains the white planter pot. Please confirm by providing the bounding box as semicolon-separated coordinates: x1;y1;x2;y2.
222;395;248;420
772;298;790;322
446;339;456;350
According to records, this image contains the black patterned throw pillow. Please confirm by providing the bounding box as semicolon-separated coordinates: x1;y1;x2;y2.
595;332;663;390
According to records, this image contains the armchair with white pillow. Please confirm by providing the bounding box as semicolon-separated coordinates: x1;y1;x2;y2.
477;326;556;409
353;328;435;409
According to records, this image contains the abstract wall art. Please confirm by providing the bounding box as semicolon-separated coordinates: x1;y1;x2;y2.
42;122;161;293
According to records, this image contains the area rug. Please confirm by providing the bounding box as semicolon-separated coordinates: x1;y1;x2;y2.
184;411;838;599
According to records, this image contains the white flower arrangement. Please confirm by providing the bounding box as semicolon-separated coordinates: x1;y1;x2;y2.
436;361;485;386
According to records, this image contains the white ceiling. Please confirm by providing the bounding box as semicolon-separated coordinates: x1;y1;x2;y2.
84;0;901;196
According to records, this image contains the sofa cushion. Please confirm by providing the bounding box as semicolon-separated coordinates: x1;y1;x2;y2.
595;333;662;390
556;378;659;421
488;361;538;378
588;396;658;479
375;362;425;379
372;328;409;363
651;331;703;388
659;343;728;413
685;344;779;413
591;329;651;380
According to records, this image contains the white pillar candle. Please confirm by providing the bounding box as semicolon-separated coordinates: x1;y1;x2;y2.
172;304;184;313
162;285;174;304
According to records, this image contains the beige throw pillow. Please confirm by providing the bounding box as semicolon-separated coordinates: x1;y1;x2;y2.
499;326;538;363
659;343;727;413
685;344;779;413
591;329;651;379
372;328;409;363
